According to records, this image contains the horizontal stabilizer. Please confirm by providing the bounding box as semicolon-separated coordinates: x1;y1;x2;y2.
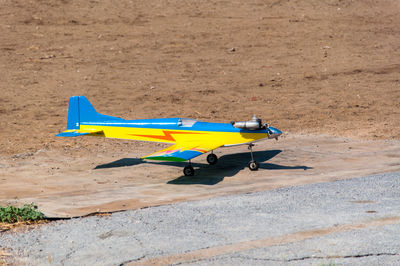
56;131;90;137
56;129;103;137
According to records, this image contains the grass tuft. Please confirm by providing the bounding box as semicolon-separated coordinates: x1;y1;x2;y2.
0;203;44;223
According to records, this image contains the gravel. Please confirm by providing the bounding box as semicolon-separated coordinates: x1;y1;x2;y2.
1;172;399;265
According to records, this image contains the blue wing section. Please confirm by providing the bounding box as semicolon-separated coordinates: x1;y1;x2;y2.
145;149;203;162
143;142;223;162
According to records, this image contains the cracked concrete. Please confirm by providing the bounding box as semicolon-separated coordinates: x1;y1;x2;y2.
1;172;400;265
185;223;400;265
189;252;400;266
228;252;399;262
134;217;400;265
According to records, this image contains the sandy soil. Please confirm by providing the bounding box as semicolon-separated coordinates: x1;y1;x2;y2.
1;3;400;266
1;0;400;156
1;0;400;218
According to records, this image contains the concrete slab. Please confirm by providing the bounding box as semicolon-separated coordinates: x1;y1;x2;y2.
1;134;400;217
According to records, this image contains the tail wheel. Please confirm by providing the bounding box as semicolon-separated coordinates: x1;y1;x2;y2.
248;161;259;171
206;153;218;165
183;165;195;176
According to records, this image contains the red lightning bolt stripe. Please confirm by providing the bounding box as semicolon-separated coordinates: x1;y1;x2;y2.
128;130;202;142
192;147;208;153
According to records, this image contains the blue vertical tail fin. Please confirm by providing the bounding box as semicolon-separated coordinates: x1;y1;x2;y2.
66;96;80;130
77;96;122;125
58;96;122;137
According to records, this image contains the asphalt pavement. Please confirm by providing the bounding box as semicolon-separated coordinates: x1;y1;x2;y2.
1;172;399;265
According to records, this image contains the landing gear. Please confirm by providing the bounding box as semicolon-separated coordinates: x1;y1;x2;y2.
206;153;218;165
248;161;260;171
183;164;194;176
248;143;259;171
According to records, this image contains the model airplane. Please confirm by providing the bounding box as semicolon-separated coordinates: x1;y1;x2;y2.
57;96;282;176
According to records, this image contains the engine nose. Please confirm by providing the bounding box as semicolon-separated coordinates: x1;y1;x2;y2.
267;126;282;139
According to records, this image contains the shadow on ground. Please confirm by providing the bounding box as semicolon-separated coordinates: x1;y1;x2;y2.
168;150;312;185
95;150;312;185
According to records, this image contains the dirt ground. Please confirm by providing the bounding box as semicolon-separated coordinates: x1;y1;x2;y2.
1;0;400;218
0;0;400;156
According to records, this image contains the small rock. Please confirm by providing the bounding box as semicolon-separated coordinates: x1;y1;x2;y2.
40;54;56;60
230;47;236;52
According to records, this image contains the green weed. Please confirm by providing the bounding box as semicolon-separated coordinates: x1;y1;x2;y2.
321;262;336;266
0;203;44;223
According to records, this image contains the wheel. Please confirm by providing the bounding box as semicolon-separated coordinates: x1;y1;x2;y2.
248;161;259;171
206;153;218;165
183;165;195;176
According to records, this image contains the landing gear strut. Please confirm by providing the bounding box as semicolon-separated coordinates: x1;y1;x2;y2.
206;152;218;165
248;143;259;171
183;161;194;176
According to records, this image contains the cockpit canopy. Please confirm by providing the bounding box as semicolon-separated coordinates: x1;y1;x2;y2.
178;118;198;127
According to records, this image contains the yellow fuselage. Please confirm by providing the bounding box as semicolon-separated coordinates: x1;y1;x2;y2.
80;124;269;146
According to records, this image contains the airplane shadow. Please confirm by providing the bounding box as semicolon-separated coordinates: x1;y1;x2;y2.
94;158;205;169
168;150;312;185
95;158;144;169
94;150;312;186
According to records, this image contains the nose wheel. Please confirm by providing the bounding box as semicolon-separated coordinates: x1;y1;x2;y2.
248;143;259;171
248;161;259;171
